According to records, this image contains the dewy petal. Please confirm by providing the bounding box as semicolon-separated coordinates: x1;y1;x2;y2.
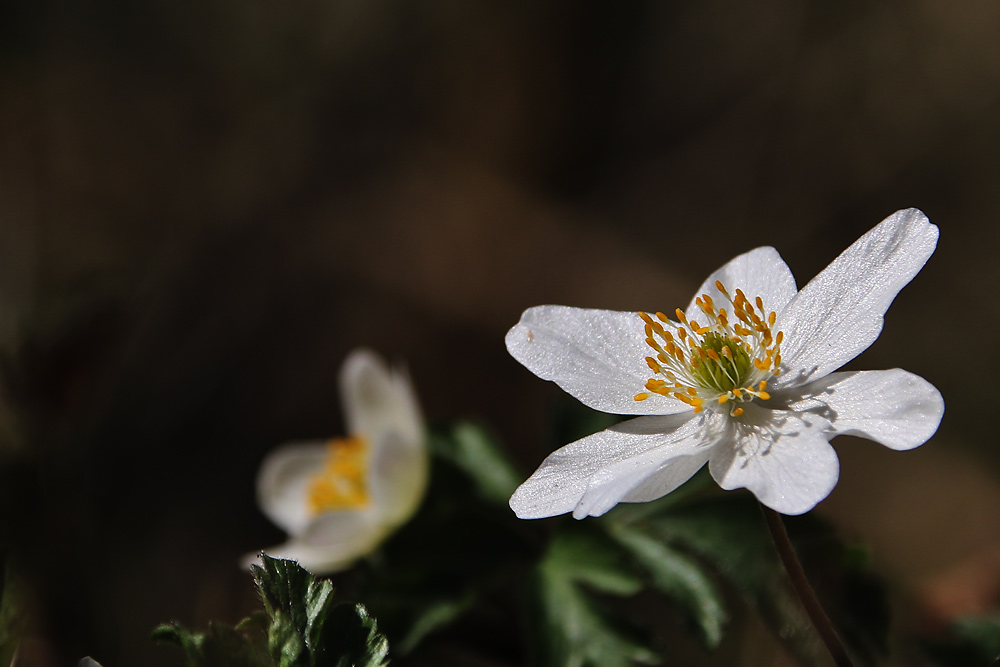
775;209;939;388
779;369;943;451
506;306;693;416
256;441;329;535
709;404;839;515
685;246;798;323
509;411;717;519
257;509;388;574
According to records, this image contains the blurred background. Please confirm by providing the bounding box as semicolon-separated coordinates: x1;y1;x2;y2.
1;0;999;665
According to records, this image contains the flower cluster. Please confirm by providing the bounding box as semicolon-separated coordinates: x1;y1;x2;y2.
506;209;943;517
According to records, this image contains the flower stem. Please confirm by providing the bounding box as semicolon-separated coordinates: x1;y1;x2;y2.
760;504;855;667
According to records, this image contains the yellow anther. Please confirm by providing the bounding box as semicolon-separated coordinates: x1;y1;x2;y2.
636;281;784;417
306;436;370;515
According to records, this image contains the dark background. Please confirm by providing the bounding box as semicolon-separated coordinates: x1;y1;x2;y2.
1;1;999;665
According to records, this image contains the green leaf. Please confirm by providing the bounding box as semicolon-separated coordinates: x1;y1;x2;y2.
542;528;644;596
395;595;474;655
923;614;1000;666
430;421;522;505
525;529;658;667
626;494;890;667
251;555;389;667
156;556;389;667
152;611;269;667
152;618;270;667
606;523;727;649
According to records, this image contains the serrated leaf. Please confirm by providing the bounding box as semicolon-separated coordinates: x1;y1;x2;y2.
526;529;658;667
252;555;389;667
430;421;521;505
606;523;727;648
311;603;389;667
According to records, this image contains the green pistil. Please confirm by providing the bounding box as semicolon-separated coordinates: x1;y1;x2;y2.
692;332;750;392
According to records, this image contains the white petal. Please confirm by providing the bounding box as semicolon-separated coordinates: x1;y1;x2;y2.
709;404;839;515
256;442;329;535
779;369;943;451
509;411;717;519
506;306;693;416
254;509;388;575
775;209;939;388
340;348;425;450
368;430;429;527
685;246;798;323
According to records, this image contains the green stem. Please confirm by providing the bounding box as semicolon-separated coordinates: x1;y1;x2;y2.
760;504;855;667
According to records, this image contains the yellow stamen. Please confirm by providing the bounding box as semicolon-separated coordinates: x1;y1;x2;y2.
306;436;370;514
634;280;786;418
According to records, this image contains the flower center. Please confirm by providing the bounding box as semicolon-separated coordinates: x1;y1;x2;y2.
633;281;784;417
306;435;370;514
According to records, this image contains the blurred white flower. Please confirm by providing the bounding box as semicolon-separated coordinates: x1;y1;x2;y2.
252;349;427;573
507;209;943;518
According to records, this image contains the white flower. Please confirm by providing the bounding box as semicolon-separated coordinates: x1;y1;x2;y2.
252;349;427;573
506;209;943;518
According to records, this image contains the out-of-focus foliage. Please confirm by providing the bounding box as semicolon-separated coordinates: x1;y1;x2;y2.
334;412;891;666
0;556;25;667
923;614;1000;667
526;528;658;667
615;493;891;666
